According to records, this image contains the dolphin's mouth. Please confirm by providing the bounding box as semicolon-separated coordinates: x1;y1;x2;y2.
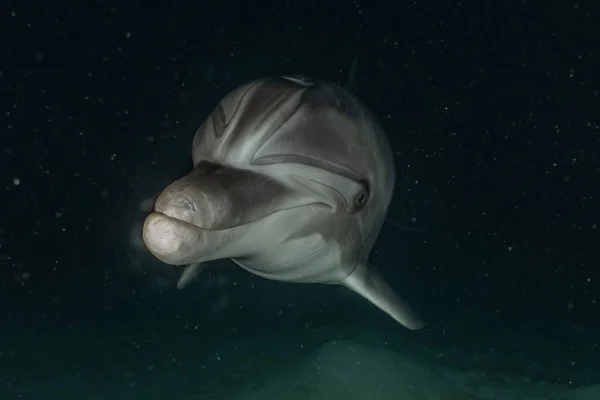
154;191;202;227
156;206;196;227
153;210;201;229
143;160;333;264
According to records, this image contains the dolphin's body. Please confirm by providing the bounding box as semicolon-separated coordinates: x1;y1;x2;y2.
142;76;424;330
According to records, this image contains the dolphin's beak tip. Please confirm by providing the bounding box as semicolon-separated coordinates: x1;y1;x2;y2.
142;213;181;261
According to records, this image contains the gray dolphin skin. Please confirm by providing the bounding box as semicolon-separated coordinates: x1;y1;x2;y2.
142;76;424;330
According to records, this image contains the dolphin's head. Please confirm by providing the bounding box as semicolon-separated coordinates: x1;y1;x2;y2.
142;76;424;330
143;76;394;269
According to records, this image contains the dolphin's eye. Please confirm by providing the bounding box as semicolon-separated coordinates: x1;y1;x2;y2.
353;189;369;210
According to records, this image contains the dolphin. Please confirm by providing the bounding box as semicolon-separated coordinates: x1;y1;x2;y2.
142;76;424;330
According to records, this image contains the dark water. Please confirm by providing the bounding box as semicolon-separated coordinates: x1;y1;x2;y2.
2;1;598;398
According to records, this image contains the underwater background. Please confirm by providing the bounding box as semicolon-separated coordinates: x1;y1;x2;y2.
2;0;598;399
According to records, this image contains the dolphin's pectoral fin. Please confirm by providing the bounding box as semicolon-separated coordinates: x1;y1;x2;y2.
341;263;425;330
177;262;206;290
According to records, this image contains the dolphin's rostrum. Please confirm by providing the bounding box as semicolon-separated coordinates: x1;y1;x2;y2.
142;76;424;330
